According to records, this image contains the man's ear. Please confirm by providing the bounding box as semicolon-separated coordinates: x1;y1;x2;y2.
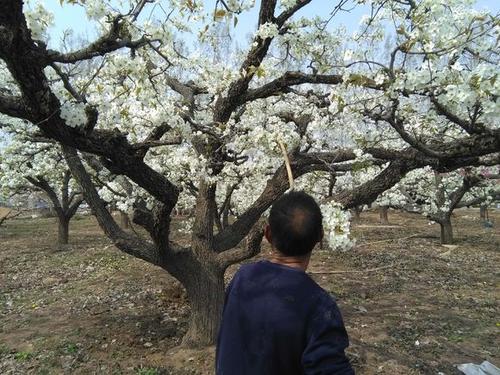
264;224;272;244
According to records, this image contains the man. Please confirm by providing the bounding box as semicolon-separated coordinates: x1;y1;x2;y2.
216;191;354;374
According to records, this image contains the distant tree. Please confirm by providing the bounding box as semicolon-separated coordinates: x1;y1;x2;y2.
0;133;84;246
396;167;499;244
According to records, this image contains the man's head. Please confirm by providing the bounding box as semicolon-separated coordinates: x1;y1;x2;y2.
265;191;323;257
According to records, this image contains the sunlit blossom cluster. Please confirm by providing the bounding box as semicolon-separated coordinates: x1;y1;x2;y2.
1;0;498;254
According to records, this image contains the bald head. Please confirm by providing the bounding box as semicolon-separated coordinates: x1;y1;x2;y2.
268;191;323;256
289;208;310;235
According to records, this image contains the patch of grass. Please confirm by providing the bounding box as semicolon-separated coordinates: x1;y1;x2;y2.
135;366;160;375
64;342;79;354
447;333;464;342
14;350;33;361
0;343;10;355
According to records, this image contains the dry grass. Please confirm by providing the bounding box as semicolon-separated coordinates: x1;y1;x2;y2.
0;209;498;374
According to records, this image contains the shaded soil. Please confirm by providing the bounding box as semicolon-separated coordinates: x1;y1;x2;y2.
0;209;498;374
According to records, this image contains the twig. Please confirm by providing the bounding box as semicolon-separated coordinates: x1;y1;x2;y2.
309;262;405;275
355;233;421;247
0;209;24;226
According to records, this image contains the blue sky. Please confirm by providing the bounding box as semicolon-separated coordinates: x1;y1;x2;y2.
41;0;371;48
41;0;499;50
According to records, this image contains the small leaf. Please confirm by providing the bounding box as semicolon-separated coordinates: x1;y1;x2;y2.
214;9;226;20
185;0;196;11
396;25;406;35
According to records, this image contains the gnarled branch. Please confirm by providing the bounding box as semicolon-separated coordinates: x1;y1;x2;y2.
0;92;30;119
47;17;151;64
217;219;265;270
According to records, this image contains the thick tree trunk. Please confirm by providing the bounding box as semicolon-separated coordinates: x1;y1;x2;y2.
222;207;230;229
440;217;453;244
181;265;225;347
479;205;487;221
57;215;69;245
353;206;361;220
379;206;389;224
119;210;130;229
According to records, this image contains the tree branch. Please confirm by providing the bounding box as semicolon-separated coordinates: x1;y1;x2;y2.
332;159;417;208
366;102;448;159
448;173;483;212
216;219;265;270
430;95;486;135
213;149;355;252
62;145;164;265
258;0;278;26
1;16;181;209
25;176;64;217
0;92;30;119
240;72;380;104
213;0;281;122
47;17;151;64
275;0;313;27
67;196;84;219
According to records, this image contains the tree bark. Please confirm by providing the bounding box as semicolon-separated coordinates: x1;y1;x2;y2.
440;217;453;244
379;206;389;224
119;210;130;229
57;215;69;245
480;205;487;221
181;265;225;347
222;206;230;229
353;206;361;220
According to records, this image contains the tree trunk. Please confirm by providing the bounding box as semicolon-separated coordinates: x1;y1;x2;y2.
119;210;130;229
57;215;69;245
480;205;487;221
440;217;453;244
181;265;225;347
353;206;361;220
379;206;389;224
222;207;230;229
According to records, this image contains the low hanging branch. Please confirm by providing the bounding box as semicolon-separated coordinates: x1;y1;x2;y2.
0;209;22;227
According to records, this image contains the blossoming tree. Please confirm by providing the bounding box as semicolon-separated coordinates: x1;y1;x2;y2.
0;0;498;345
397;167;499;243
0;127;84;246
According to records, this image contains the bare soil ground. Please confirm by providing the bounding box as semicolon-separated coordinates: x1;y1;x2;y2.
0;209;498;374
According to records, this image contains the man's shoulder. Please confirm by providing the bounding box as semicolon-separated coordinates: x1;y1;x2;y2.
228;261;265;288
233;261;261;277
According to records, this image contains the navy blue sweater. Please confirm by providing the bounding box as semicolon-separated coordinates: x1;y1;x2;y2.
216;260;354;375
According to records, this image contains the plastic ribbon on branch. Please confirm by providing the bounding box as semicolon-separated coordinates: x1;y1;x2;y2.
277;137;294;191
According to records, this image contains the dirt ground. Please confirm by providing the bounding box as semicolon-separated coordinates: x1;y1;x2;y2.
0;209;498;374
